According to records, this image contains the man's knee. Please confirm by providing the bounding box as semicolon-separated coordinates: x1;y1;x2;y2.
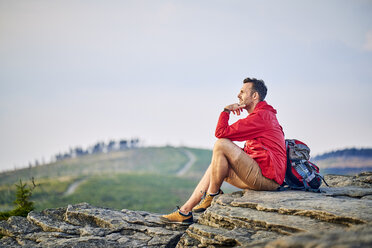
213;138;233;152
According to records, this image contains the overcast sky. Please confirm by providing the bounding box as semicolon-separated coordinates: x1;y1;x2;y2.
1;0;371;171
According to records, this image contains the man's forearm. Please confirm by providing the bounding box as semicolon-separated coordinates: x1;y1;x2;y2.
215;111;230;138
224;103;246;116
223;108;230;113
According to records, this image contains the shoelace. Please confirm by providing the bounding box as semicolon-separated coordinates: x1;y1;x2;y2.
200;190;207;199
196;189;221;207
166;206;180;216
195;191;207;207
172;206;191;216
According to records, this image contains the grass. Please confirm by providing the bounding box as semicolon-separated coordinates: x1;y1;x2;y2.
0;173;198;214
0;146;204;215
0;146;240;216
0;176;75;212
65;173;197;213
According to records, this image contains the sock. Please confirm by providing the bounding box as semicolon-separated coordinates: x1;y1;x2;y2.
179;210;191;216
209;189;220;196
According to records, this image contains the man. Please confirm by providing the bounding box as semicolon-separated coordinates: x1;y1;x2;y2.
161;78;286;224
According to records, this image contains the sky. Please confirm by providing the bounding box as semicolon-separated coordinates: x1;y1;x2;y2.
0;0;371;172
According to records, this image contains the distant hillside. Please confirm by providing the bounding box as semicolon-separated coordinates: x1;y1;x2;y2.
312;148;372;175
0;146;213;213
0;146;212;186
313;148;372;160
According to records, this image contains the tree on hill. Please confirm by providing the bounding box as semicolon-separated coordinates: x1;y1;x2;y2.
92;142;105;154
130;138;140;148
55;151;72;161
73;147;88;156
50;138;142;163
107;140;117;152
119;140;128;150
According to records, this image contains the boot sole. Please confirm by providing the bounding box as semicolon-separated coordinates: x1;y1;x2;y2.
159;216;193;225
192;208;206;213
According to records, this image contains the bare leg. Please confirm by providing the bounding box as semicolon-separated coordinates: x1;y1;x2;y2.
208;142;230;194
180;165;211;213
180;139;242;213
171;139;278;218
208;138;243;194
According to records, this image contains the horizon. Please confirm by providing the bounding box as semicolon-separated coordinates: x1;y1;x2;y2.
1;0;372;172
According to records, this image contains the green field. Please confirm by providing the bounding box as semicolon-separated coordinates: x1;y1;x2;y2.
0;146;215;214
64;173;197;213
0;173;198;214
0;176;74;212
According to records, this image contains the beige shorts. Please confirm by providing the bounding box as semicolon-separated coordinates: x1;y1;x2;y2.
225;150;279;191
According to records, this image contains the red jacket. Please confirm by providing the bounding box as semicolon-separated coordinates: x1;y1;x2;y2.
215;101;286;185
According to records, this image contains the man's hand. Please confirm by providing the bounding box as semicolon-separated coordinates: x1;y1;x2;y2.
224;103;246;115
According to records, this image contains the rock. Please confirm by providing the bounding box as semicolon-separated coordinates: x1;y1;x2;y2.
1;172;372;247
1;203;187;247
265;223;372;248
0;215;41;237
324;172;372;188
28;210;80;234
179;172;372;247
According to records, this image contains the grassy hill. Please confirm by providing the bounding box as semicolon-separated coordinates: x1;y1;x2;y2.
0;146;193;185
0;146;213;214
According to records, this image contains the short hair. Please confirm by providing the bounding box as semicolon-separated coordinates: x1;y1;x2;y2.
243;77;267;101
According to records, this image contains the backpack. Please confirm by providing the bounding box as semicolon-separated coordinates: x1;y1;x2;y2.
280;139;328;192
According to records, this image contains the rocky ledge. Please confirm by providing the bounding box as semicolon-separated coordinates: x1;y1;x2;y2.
1;172;372;247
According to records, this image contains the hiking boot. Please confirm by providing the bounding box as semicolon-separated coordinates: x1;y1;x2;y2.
160;206;193;225
192;189;223;213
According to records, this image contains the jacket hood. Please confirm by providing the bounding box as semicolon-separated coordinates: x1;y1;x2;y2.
253;101;277;114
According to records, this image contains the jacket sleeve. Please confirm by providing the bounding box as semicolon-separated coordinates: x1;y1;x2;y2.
215;111;267;141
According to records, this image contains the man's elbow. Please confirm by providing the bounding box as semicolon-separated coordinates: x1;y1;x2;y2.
215;129;224;138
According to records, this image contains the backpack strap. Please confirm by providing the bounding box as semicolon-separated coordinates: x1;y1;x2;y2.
282;183;321;193
278;181;307;191
315;172;329;187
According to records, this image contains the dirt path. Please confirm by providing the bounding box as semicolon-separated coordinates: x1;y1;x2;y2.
64;178;87;196
177;149;196;176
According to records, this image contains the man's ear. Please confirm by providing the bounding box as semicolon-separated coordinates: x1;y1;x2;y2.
253;91;260;101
